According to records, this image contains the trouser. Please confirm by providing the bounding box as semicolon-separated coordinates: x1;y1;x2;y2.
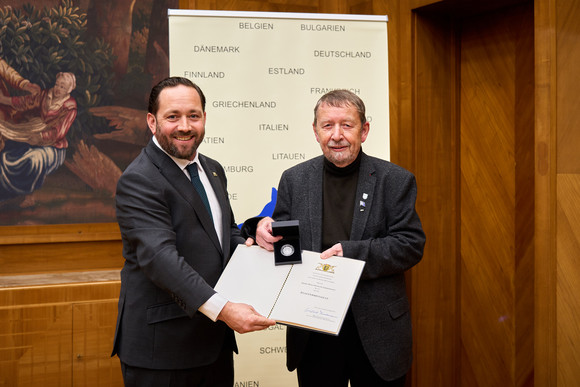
297;311;407;387
120;345;234;387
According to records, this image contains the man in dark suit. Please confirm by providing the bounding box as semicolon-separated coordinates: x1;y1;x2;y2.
112;77;275;387
247;89;426;386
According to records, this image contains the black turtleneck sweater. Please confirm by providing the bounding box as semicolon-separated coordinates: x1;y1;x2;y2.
321;152;362;251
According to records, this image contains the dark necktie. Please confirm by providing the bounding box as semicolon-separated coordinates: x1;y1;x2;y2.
186;162;213;220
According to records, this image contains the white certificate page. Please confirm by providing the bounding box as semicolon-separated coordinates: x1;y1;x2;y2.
215;244;365;335
270;252;364;334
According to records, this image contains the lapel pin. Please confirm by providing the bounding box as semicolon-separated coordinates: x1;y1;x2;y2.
362;193;368;200
212;172;218;177
359;200;366;211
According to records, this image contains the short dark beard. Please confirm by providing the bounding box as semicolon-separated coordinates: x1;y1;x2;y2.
155;125;202;160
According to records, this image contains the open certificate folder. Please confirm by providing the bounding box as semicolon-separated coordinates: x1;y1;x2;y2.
215;244;365;335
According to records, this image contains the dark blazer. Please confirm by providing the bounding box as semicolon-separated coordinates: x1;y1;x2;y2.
111;139;244;370
273;152;426;381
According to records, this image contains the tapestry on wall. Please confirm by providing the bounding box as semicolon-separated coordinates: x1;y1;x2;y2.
0;0;176;225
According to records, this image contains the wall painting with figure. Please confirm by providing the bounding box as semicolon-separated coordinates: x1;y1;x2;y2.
0;0;176;226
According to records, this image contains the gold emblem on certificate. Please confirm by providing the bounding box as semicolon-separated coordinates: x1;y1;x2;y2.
316;263;336;273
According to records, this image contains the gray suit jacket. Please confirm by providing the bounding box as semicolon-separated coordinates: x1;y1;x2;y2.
274;152;425;381
111;139;244;369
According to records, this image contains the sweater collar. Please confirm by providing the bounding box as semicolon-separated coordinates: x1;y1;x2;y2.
323;150;362;176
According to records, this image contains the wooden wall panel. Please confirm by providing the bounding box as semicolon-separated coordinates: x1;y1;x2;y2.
460;12;517;385
555;0;580;174
459;5;534;386
179;0;373;14
554;0;580;385
0;304;73;386
0;241;123;276
408;11;458;387
0;282;121;387
72;301;123;386
513;6;535;386
535;0;580;385
533;0;557;384
556;174;580;385
0;224;123;276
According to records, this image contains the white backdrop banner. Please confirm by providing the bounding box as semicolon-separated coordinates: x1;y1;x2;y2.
168;9;389;386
